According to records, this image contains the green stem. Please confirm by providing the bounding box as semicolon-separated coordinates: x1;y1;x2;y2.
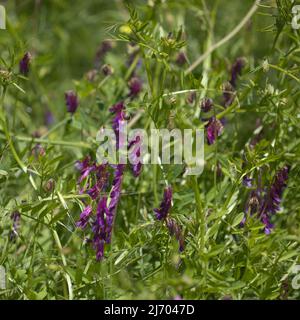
268;63;300;84
192;176;205;256
0;86;27;173
41;117;70;138
52;229;73;300
0;133;91;149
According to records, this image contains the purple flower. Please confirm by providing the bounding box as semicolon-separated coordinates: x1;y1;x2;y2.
106;164;125;243
205;117;224;145
243;176;253;188
201;98;213;113
128;77;143;98
9;211;21;240
44;109;54;126
264;166;289;215
95;40;113;67
154;187;172;220
175;51;187;66
261;214;273;235
75;156;96;183
230;57;246;88
128;135;143;177
31;144;45;158
19;52;32;76
76;205;93;229
166;218;184;252
65;90;79;114
86;165;109;200
92;197;109;260
243;166;290;234
110;101;127;149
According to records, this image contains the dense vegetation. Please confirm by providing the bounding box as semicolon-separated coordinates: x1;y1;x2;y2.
0;0;300;300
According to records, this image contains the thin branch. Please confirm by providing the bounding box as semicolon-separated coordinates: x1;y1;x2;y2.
185;0;261;75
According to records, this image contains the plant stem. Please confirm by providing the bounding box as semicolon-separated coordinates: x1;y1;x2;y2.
0;134;91;149
52;229;73;300
192;176;205;256
185;0;261;74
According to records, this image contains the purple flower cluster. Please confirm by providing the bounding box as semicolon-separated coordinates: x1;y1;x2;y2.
128;77;143;99
243;176;253;188
95;40;113;67
154;187;173;221
201;98;213;113
75;101;131;260
128;135;143;177
154;187;184;252
175;51;187;66
109;101;127;149
230;57;246;88
19;52;32;76
243;166;290;234
92;197;109;260
204;58;245;145
65;90;79;114
75;160;125;260
106;164;125;242
205;117;224;145
260;166;290;234
76;205;93;229
166;218;185;252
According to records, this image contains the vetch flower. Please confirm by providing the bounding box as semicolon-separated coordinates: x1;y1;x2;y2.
95;40;113;67
75;156;96;183
128;135;143;177
31;144;45;158
243;166;290;234
230;57;246;88
92;197;109;261
201;98;213;113
65;90;79;114
166;218;184;252
110;101;127;149
205;117;224;145
86;164;109;200
243;176;253;188
128;77;143;98
154;186;172;220
264;166;290;216
106;164;125;243
44;109;54;126
175;51;187;66
19;52;32;76
76;205;93;229
261;213;273;235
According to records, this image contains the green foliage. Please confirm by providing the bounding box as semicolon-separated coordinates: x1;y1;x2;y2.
0;0;300;300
